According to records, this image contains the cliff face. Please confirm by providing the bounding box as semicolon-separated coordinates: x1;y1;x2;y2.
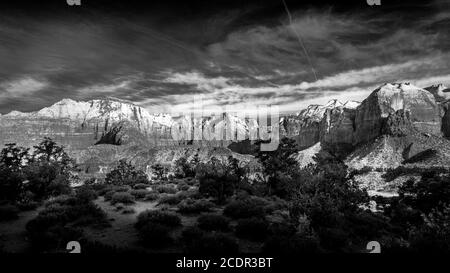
424;84;450;138
442;101;450;137
280;100;347;149
320;104;358;156
354;83;442;145
281;82;449;159
0;99;174;151
1;82;449;171
0;98;261;155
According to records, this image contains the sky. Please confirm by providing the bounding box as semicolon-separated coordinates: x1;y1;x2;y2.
0;0;449;115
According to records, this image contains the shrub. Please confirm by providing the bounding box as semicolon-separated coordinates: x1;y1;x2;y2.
130;189;149;199
197;214;230;231
75;186;98;202
122;207;136;214
114;185;131;192
223;198;266;219
0;204;19;221
96;185;113;196
105;159;149;186
181;226;203;246
178;198;214;214
155;185;177;194
158;194;185;206
133;183;149;190
17;200;40;211
103;190;115;201
26;194;109;251
184;233;239;254
135;210;182;229
137;223;173;247
235;217;269;241
186;178;196;186
110;192;135;205
115;203;125;211
144;192;159;201
178;183;190;191
197;157;238;204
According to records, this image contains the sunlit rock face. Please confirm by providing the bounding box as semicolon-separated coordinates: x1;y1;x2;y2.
354;83;442;145
320;105;358;156
0;98;175;152
280;100;345;149
0;98;262;160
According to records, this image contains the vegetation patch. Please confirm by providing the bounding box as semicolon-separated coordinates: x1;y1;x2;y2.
197;214;230;231
177;198;215;214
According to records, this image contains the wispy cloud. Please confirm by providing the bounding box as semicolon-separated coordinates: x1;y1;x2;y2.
0;77;48;97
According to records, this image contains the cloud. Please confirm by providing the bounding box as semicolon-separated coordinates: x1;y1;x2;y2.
77;80;133;95
1;2;449;114
0;77;48;97
162;71;231;91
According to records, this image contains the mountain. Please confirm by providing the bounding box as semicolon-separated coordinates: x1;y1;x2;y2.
1;81;450;193
282;82;450;195
279;99;357;150
0;98;260;150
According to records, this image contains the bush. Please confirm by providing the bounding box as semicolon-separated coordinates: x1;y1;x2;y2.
26;194;109;251
155;185;177;194
96;185;113;196
137;223;173;247
105;159;149;186
0;204;19;221
181;226;203;246
186;178;196;186
177;183;190;191
115;203;125;211
130;189;149;199
223;198;266;219
75;186;98;202
122;207;136;214
158;194;185;206
110;192;135;205
235;217;269;241
103;190;115;201
114;185;131;192
133;183;149;190
184;233;239;254
144;192;159;201
178;198;214;214
135;210;182;229
17;200;40;211
197;214;230;231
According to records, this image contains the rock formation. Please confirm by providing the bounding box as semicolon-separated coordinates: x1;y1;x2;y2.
354;83;442;144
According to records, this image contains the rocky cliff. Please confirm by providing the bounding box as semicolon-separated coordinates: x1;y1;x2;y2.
281;82;449;157
354;83;442;145
0;98;260;152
